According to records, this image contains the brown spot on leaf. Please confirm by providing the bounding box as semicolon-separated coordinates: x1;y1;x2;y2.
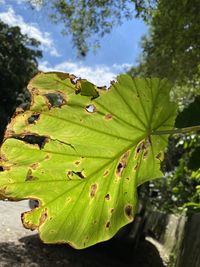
30;163;39;170
90;184;97;198
124;205;133;220
31;87;39;95
156;152;163;161
75;160;80;166
39;208;48;226
0;153;7;162
135;141;145;158
105;194;110;200
106;221;110;228
0;186;7;200
97;85;107;90
21;212;37;231
143;150;148;159
103;170;109;177
110;208;114;213
122;151;130;161
105;113;113;120
116;163;123;176
67;171;73;179
134;163;138;171
26;169;38;181
116;150;130;177
4;130;15;139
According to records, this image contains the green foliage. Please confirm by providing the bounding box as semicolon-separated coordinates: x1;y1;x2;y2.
130;0;200;88
139;95;200;214
145;132;200;214
175;96;200;128
0;72;177;248
0;20;42;142
26;0;156;56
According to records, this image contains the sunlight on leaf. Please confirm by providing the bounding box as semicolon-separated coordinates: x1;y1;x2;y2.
0;72;177;248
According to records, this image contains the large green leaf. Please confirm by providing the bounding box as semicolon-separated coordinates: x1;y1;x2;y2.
0;72;177;249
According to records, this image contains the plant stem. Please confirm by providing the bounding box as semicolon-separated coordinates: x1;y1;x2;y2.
152;125;200;136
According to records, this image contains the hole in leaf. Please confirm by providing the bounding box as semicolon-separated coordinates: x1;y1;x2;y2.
45;93;66;108
70;74;79;85
15;135;48;149
73;171;85;179
105;193;110;200
116;163;124;177
85;105;96;113
29;199;39;209
116;151;130;177
27;113;40;124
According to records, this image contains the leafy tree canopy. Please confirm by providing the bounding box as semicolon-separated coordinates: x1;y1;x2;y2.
130;0;200;88
27;0;156;56
28;0;200;94
0;20;42;141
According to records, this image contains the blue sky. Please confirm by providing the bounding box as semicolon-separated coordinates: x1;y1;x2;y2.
0;0;147;85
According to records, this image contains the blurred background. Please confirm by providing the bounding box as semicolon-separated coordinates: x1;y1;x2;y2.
0;1;199;266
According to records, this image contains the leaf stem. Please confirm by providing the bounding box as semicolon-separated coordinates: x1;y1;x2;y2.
152;125;200;136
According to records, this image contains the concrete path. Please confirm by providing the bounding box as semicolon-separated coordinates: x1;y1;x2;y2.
0;200;165;267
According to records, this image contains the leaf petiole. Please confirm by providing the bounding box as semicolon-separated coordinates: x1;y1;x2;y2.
152;125;200;136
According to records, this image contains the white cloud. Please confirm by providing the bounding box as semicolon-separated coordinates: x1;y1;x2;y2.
38;61;132;86
112;63;132;71
38;61;116;86
0;7;60;57
16;0;43;11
